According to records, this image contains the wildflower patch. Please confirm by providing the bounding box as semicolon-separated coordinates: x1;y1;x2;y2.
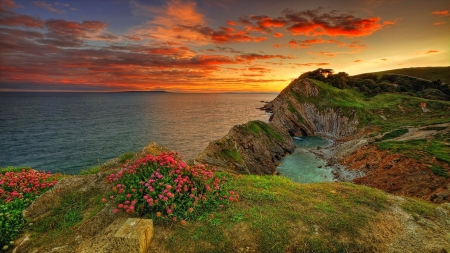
106;152;238;224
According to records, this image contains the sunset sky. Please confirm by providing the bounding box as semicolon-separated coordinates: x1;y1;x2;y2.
0;0;448;92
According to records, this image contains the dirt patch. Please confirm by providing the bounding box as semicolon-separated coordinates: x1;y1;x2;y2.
340;145;450;203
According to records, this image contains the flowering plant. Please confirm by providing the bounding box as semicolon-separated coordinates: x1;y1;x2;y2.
106;152;238;223
0;168;59;203
0;168;60;249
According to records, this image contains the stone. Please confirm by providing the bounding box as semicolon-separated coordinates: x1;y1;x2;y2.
113;218;154;253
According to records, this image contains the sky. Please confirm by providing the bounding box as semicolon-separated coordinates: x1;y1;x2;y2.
0;0;448;92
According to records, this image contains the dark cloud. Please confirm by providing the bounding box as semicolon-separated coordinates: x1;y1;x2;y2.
175;24;266;44
0;8;44;27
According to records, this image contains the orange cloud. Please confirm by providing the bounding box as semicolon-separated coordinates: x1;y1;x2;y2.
426;50;439;54
248;15;288;32
380;58;387;61
288;38;346;48
129;0;207;43
431;10;449;17
433;22;446;26
347;40;368;53
176;24;266;44
273;32;283;38
226;20;237;26
294;62;330;67
354;60;362;62
315;51;336;57
237;53;294;62
247;65;272;73
284;9;397;37
273;43;283;48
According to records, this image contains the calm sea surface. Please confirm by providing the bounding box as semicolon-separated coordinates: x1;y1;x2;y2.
0;92;277;174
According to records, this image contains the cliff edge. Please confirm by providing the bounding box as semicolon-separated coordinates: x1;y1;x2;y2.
195;120;295;175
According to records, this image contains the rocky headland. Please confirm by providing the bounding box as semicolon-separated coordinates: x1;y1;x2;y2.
196;73;450;204
195;120;295;175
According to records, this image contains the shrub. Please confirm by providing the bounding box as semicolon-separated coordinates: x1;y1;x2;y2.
107;152;238;222
0;169;60;249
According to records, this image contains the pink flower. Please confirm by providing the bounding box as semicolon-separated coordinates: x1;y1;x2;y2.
113;209;119;213
101;198;107;203
126;193;132;198
167;209;172;214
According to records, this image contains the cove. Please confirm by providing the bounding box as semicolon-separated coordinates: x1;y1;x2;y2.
277;136;334;183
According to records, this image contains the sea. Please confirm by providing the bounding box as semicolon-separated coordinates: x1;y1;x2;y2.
0;92;277;174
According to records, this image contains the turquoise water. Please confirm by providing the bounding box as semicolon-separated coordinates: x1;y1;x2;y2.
277;136;334;183
0;92;276;174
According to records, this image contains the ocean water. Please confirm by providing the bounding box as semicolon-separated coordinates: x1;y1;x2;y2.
0;92;276;174
277;136;334;183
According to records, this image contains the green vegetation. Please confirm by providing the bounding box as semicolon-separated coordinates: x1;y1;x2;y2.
80;164;102;175
222;147;243;163
240;121;284;142
401;198;436;217
430;165;449;178
4;160;446;252
376;139;450;164
164;174;392;252
301;67;450;100
364;66;450;85
118;152;135;163
376;128;408;141
291;78;450;132
0;167;61;250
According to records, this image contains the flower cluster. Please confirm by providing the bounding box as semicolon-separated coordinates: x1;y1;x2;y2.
0;168;60;249
106;152;238;222
0;169;59;203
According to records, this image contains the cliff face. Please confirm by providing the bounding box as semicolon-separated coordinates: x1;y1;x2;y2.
263;78;359;139
195;120;295;175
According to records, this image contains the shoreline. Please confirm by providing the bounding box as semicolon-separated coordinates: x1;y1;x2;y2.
306;135;369;182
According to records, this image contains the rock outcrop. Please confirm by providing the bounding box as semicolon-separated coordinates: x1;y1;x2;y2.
195;120;295;175
263;78;359;139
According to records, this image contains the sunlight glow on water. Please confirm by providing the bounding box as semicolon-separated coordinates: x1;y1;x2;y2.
277;136;334;183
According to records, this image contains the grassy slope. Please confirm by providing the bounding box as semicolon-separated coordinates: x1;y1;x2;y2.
158;173;442;253
18;169;444;253
354;66;450;84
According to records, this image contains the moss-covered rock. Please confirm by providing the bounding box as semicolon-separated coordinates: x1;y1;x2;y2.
195;120;295;175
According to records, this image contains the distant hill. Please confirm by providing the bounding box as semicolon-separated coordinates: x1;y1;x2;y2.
355;66;450;84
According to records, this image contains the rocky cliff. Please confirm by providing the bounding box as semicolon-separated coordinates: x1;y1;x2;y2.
263;78;359;139
195;120;295;175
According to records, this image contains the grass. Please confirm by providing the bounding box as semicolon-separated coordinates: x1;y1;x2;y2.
375;128;408;141
25;182;106;250
222;147;243;163
118;152;135;163
290;79;450;132
240;121;284;142
358;66;450;84
400;198;436;217
376;139;450;164
9;168;446;252
430;165;449;178
0;166;33;173
80;164;102;175
162;173;394;252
